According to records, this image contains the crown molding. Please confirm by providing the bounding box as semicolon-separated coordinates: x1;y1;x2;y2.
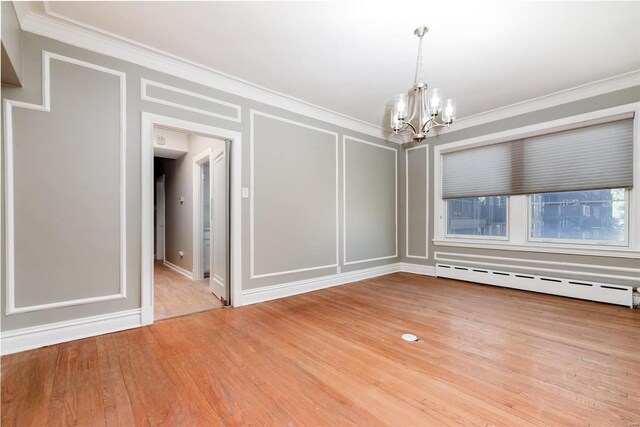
15;3;392;142
434;69;640;136
14;3;640;145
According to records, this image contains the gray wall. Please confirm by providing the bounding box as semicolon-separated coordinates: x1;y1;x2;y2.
1;32;399;331
401;86;640;286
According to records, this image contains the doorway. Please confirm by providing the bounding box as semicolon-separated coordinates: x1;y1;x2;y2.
142;113;242;325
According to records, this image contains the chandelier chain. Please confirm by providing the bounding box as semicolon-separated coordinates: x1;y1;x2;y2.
415;36;423;86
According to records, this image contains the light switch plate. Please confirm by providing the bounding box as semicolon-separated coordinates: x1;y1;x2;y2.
242;187;250;199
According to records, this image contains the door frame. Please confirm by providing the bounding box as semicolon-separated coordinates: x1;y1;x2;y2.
192;148;212;281
155;174;166;261
141;112;242;325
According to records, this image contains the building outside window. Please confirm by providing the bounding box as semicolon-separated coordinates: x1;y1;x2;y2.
447;196;508;237
530;189;626;243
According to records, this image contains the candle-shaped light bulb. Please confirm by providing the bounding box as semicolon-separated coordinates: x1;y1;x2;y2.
394;93;408;119
428;88;442;116
391;113;397;131
390;105;401;131
443;99;456;124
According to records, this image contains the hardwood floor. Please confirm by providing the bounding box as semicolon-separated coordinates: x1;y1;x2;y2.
154;261;222;321
2;272;639;426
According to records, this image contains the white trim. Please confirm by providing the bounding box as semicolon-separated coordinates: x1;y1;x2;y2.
0;309;142;356
141;78;241;123
141;113;243;325
163;260;194;280
3;51;127;315
17;4;389;141
343;135;398;266
242;263;401;306
16;5;640;143
399;263;436;276
435;264;633;307
433;102;640;258
434;252;640;274
192;147;213;281
435;70;640;136
405;145;429;260
432;239;640;259
249;110;340;279
241;262;440;306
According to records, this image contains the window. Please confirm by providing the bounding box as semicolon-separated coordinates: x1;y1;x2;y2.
435;110;638;255
530;189;626;244
447;196;508;237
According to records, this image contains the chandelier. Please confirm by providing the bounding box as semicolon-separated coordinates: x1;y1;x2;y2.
391;26;456;143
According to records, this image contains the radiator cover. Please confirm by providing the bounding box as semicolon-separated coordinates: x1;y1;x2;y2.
436;263;633;307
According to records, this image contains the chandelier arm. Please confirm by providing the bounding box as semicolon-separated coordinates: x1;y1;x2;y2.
406;91;419;123
425;122;450;132
403;121;418;134
421;117;434;133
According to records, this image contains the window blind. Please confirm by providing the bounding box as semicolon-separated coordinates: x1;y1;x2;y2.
442;118;634;199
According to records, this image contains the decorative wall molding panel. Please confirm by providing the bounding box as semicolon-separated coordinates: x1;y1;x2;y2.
343;135;398;266
3;51;127;315
405;145;429;260
250;110;339;279
140;78;241;123
0;309;142;355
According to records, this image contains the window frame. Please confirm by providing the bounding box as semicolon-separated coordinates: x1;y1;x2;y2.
444;196;510;241
526;189;629;248
432;102;640;258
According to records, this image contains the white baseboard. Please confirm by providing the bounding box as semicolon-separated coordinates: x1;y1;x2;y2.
400;262;436;276
0;309;142;356
242;262;402;305
2;262;439;355
163;260;194;279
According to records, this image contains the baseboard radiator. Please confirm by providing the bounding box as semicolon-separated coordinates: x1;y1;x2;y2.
436;263;633;307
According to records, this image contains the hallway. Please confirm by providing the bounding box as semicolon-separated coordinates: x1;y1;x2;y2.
154;262;222;320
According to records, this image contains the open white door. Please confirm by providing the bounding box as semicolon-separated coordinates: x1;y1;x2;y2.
210;146;230;304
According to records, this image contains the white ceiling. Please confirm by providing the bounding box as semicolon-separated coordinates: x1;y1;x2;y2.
38;1;640;128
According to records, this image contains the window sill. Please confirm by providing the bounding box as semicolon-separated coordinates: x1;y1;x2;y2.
432;239;640;259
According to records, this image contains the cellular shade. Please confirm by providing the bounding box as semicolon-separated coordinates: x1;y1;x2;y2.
442;118;634;199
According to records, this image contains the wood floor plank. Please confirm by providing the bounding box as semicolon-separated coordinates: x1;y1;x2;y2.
154;261;222;321
2;272;640;426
